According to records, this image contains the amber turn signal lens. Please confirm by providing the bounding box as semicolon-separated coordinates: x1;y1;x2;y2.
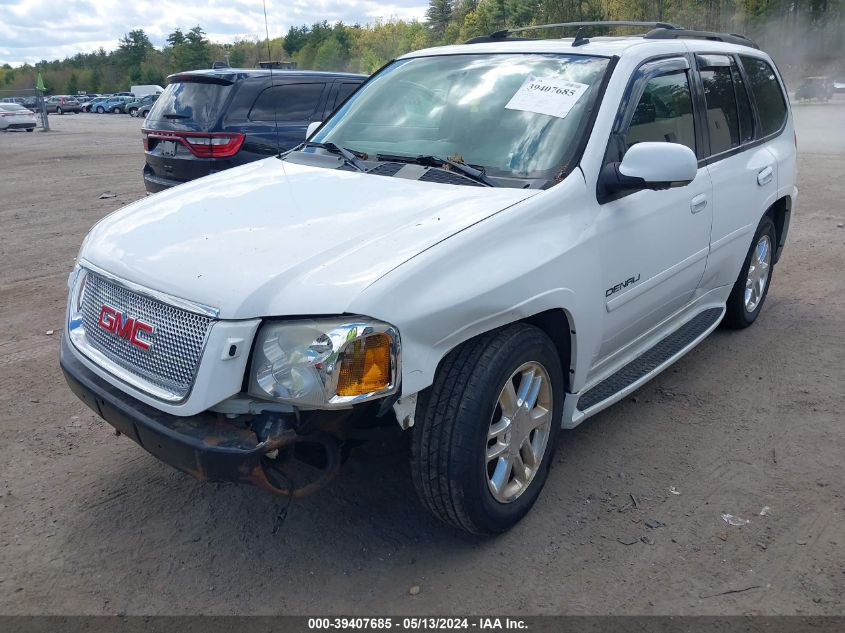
336;334;392;396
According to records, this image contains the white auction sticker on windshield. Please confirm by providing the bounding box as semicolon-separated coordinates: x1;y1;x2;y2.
505;76;590;119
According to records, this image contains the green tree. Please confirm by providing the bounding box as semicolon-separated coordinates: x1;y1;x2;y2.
65;72;79;95
228;47;247;67
117;29;153;70
313;37;346;70
426;0;454;37
183;26;211;69
284;25;310;56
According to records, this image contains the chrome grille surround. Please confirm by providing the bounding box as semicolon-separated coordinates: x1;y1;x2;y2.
68;265;216;402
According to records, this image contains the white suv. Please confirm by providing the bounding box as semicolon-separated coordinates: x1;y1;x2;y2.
62;23;796;534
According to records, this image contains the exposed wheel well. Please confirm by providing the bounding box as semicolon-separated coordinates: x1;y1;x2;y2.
428;309;574;397
521;309;573;392
766;195;791;264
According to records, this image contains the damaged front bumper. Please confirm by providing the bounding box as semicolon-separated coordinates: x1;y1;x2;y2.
60;334;340;496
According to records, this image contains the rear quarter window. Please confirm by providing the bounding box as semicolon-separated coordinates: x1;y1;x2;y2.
740;56;788;137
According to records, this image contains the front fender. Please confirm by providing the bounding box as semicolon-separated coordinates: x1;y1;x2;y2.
350;173;604;396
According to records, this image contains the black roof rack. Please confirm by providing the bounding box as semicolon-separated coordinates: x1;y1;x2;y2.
643;27;758;49
488;21;682;40
464;20;758;49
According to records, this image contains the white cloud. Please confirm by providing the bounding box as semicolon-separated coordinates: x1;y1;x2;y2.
0;0;428;66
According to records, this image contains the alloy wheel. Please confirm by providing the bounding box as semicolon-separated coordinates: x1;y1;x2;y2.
486;361;553;504
744;234;772;312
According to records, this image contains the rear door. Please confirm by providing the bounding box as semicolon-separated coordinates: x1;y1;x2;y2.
239;81;329;158
696;54;783;291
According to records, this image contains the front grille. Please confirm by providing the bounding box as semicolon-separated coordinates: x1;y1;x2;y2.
80;272;213;399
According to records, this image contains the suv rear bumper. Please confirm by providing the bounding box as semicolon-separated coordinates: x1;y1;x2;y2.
60;334;289;493
142;167;183;193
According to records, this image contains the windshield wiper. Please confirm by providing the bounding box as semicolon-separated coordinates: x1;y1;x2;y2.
298;141;368;172
375;153;497;187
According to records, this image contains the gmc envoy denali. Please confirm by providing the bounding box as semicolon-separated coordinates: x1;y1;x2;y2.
62;23;796;534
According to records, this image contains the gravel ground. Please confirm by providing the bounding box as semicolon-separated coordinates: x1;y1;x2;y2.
0;107;843;616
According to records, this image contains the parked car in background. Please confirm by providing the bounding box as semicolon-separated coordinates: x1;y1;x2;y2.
795;76;833;102
45;96;81;114
834;78;845;93
100;96;132;114
112;91;134;97
21;96;39;110
130;84;164;98
142;68;366;192
126;94;158;117
137;100;157;119
1;97;25;105
0;103;37;131
83;96;112;113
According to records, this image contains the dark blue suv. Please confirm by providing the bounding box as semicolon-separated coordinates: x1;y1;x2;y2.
142;68;366;193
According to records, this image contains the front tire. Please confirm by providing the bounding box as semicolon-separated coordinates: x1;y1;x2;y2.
128;108;138;117
411;324;563;534
723;215;777;329
96;106;105;114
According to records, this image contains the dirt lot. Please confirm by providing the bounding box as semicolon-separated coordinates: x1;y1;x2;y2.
0;108;843;616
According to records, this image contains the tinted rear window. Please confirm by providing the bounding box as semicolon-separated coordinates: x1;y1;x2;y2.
740;56;787;137
148;80;234;129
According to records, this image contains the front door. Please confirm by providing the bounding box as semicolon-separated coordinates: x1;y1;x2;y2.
595;57;713;361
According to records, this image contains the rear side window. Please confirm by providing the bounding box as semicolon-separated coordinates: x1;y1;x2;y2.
249;83;326;121
624;70;696;154
147;80;234;129
740;56;787;137
699;61;740;154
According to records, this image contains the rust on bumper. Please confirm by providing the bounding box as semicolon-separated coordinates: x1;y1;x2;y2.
60;335;339;497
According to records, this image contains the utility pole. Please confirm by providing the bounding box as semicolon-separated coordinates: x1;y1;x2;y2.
36;71;49;131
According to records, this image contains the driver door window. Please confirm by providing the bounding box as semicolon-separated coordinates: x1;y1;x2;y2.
624;70;696;154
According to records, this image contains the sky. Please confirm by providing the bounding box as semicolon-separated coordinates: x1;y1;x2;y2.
0;0;429;67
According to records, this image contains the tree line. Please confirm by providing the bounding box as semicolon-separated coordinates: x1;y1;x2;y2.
1;1;842;96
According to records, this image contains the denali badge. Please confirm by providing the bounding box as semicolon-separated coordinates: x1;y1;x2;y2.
97;305;154;351
606;274;641;298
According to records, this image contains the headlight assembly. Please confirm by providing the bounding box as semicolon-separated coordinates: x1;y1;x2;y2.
248;318;400;408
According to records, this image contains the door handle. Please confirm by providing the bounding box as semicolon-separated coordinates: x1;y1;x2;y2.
690;194;708;214
757;166;774;186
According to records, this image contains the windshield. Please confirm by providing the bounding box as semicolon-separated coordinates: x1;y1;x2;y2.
312;53;609;180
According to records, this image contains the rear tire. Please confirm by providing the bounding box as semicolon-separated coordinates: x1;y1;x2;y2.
723;215;777;329
411;324;563;534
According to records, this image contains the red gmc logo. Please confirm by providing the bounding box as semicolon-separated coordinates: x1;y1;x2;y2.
97;305;154;351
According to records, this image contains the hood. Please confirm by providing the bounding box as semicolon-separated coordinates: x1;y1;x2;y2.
81;158;536;319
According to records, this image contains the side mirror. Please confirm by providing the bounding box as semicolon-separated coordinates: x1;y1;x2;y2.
600;142;698;194
306;121;322;139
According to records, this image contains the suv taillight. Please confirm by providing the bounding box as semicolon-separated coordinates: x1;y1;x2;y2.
141;129;245;158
